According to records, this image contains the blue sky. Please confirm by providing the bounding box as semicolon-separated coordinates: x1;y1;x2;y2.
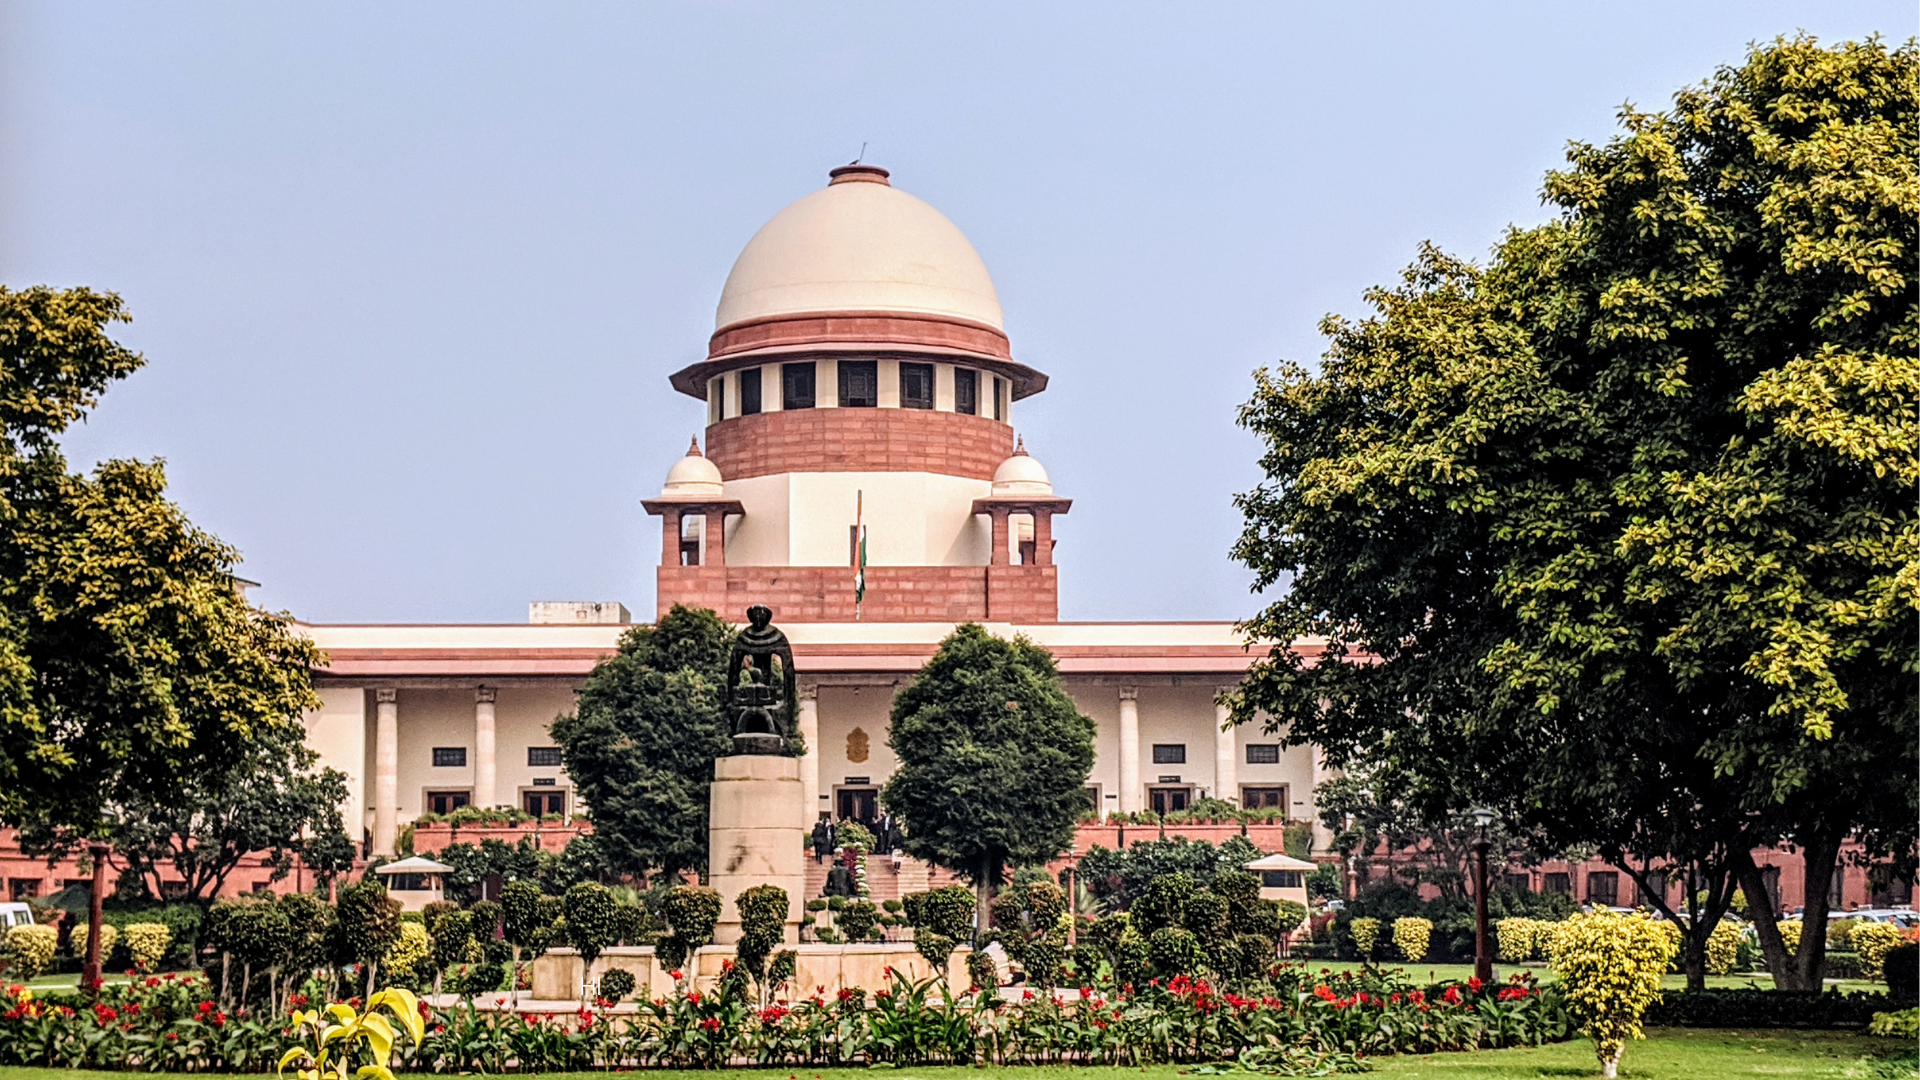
2;2;1910;624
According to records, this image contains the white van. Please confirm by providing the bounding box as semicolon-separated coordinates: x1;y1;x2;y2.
0;902;35;930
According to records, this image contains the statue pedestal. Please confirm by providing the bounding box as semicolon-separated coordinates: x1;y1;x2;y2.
708;754;806;946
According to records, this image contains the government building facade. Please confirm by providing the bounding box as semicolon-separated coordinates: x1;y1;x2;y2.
299;163;1332;859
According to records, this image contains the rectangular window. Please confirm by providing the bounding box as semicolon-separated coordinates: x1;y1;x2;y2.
7;878;40;901
431;747;467;768
426;790;471;815
992;376;1008;420
838;360;878;407
1148;787;1191;815
899;362;933;409
1151;743;1186;765
527;746;563;767
954;368;977;415
782;362;815;409
1544;872;1571;895
1588;871;1619;906
1241;785;1287;809
709;377;725;421
524;790;567;818
1083;785;1101;813
1503;872;1533;893
1245;744;1280;764
1260;870;1303;889
738;368;762;415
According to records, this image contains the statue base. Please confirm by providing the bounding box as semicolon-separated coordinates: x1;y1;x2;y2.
732;732;784;755
708;753;807;946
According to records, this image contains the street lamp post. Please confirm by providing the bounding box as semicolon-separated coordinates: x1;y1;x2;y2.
1469;807;1497;985
1064;844;1080;946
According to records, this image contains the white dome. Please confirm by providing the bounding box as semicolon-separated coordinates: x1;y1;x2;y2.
991;440;1053;497
662;439;724;497
715;166;1005;333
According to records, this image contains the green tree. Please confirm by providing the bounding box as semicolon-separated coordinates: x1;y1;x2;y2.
1230;37;1916;990
883;624;1095;934
551;605;754;881
333;880;402;994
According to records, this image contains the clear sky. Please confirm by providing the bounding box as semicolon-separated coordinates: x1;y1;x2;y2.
2;2;1910;625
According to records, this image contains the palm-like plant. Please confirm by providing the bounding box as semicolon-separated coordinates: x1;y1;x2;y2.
277;987;426;1080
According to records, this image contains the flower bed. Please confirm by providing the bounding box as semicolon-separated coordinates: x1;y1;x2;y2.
1;965;1569;1072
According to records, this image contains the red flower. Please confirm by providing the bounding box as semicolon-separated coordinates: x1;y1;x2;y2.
688;991;702;1005
698;1017;721;1032
1442;986;1461;1005
1022;989;1035;1002
1468;976;1483;992
669;970;684;981
1313;985;1337;1002
1079;986;1092;1000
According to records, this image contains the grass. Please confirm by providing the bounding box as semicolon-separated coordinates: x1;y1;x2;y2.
1297;961;1884;995
0;1030;1909;1080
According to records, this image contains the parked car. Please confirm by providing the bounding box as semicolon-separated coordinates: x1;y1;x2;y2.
0;902;35;930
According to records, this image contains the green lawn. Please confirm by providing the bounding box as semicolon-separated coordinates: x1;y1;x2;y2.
0;1029;1908;1080
1298;961;1884;995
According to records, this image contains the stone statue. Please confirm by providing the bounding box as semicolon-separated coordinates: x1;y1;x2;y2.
725;604;797;755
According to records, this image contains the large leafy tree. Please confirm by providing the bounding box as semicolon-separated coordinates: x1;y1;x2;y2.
0;286;323;840
883;623;1095;933
1231;37;1915;990
550;604;745;882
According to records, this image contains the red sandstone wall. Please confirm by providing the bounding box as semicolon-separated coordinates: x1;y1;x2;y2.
657;564;1056;623
705;408;1013;481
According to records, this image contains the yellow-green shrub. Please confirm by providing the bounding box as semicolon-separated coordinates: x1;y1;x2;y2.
1348;916;1381;959
385;920;431;977
1392;917;1432;963
5;924;57;979
1496;917;1536;961
1548;912;1677;1078
69;922;117;962
1777;919;1803;954
1869;1008;1918;1039
1849;922;1905;980
122;922;173;973
1705;919;1740;976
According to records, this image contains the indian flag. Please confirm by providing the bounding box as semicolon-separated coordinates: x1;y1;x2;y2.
854;490;868;617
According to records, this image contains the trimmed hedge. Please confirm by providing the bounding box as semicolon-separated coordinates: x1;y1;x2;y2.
1645;989;1892;1029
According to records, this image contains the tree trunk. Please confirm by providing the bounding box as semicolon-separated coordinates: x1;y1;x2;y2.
219;950;232;1008
1733;850;1809;991
367;958;379;997
975;853;994;938
1788;830;1842;991
241;961;253;1007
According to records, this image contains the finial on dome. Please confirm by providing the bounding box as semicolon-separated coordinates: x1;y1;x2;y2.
828;163;891;186
687;436;703;457
1013;436;1028;456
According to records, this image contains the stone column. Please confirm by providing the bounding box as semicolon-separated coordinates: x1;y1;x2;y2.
1214;687;1237;807
704;511;726;566
474;686;498;810
1118;686;1141;814
373;689;399;856
660;509;682;567
797;682;821;829
1310;743;1335;852
989;509;1010;566
1030;509;1051;566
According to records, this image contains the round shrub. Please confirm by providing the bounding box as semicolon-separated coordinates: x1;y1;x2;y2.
459;961;505;995
1550;912;1677;1078
564;882;619;967
1147;925;1201;977
966;948;998;990
1497;917;1537;962
386;920;431;977
1705;919;1741;976
1777;919;1803;955
122;923;172;973
1347;916;1381;959
1392;916;1433;963
920;885;977;941
838;899;879;942
735;884;790;984
5;924;57;979
596;967;636;1002
1849;922;1906;980
70;922;117;963
915;931;955;970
